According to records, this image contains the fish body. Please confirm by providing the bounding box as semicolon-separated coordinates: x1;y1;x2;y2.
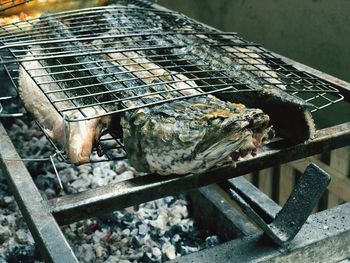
90;29;272;175
18;49;109;164
105;7;315;143
181;41;316;142
155;35;315;142
19;15;272;175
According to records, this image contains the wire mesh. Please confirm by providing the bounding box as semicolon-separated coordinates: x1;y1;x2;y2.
0;4;345;162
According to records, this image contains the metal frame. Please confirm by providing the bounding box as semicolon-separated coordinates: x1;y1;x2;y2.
0;118;349;262
47;121;350;225
0;2;349;262
222;164;331;246
184;182;350;263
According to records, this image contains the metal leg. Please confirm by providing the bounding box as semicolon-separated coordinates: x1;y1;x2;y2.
0;123;78;263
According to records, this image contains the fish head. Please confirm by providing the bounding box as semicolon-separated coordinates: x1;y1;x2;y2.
190;99;271;164
122;97;271;175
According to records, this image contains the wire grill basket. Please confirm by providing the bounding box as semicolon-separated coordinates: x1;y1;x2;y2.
0;4;345;162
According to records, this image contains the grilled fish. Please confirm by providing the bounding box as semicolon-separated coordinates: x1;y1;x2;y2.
92;34;273;174
179;42;316;142
107;7;315;143
18;16;273;175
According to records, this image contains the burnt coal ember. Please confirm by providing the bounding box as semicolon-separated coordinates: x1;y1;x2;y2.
0;116;221;262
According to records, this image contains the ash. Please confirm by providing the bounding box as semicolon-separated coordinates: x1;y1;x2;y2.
0;117;220;262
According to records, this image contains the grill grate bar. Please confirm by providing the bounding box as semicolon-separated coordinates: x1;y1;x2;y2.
36;68;227;86
57;85;241;119
0;31;238;48
0;6;197;38
29;60;211;78
0;45;187;64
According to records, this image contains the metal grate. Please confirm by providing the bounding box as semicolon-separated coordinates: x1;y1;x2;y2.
0;5;343;118
0;5;345;162
0;0;32;13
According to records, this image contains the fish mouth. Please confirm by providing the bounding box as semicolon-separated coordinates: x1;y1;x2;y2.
194;111;272;166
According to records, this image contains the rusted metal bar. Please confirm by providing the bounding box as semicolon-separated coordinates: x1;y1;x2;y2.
223;177;281;222
0;123;78;263
48;122;350;225
170;202;350;263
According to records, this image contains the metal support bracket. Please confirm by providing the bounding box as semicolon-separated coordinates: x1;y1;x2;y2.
221;163;331;246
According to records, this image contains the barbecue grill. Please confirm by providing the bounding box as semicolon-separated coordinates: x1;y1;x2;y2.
0;0;349;262
0;3;345;162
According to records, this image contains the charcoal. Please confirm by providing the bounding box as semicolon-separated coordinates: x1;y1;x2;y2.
141;251;161;263
0;183;9;196
131;235;142;248
138;224;149;236
171;233;181;244
179;245;200;255
15;229;32;245
0;47;222;263
114;161;127;174
165;224;183;237
162;242;176;260
5;244;39;263
121;228;130;236
34;174;55;190
94;244;108;258
122;213;136;223
0;225;11;243
76;244;96;263
152;246;162;259
130;228;138;236
205;235;220;248
98;213;120;225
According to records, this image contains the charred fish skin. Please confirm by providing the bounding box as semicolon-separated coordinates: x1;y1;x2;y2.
122;97;271;175
108;7;315;143
223;87;316;143
181;41;316;142
165;37;316;143
174;42;316;142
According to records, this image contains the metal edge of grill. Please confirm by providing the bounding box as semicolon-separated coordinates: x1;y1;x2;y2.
0;2;349;262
